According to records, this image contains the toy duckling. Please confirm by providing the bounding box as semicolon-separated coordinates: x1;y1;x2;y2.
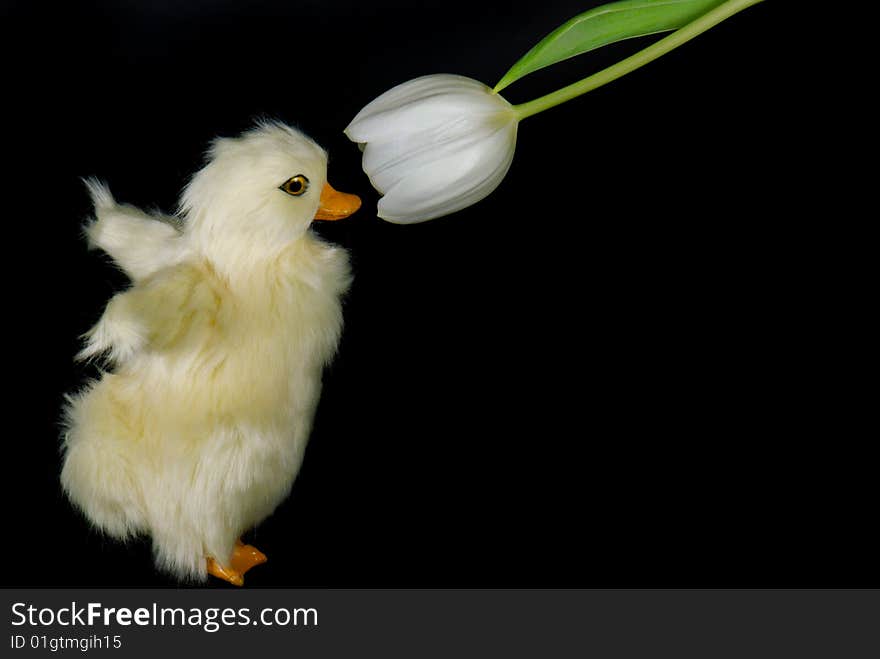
61;121;360;585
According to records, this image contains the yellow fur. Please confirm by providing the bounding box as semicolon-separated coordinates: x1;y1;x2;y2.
62;123;351;581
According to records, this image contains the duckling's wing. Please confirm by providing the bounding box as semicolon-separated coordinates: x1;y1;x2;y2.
84;179;185;283
78;262;220;365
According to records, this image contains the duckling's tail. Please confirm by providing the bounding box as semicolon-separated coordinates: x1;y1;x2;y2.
60;389;146;541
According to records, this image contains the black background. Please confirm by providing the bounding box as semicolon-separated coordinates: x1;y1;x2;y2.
2;1;871;588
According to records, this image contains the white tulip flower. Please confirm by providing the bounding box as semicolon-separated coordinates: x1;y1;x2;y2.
345;0;764;224
344;74;518;224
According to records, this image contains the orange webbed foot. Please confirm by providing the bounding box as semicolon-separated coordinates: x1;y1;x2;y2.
207;557;244;587
231;540;267;573
206;540;267;587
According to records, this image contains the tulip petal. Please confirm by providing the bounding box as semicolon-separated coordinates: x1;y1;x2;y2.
363;116;499;194
345;75;510;144
377;122;517;224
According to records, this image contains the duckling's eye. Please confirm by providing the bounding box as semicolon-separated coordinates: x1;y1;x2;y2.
280;175;309;196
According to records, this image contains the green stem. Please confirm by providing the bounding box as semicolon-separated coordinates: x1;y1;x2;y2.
511;0;764;121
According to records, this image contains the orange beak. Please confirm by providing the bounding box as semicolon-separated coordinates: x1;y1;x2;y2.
314;181;361;221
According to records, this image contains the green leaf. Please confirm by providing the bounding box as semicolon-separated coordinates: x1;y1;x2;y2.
494;0;727;92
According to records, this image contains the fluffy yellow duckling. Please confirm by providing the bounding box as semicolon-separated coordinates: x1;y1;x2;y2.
62;121;360;585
